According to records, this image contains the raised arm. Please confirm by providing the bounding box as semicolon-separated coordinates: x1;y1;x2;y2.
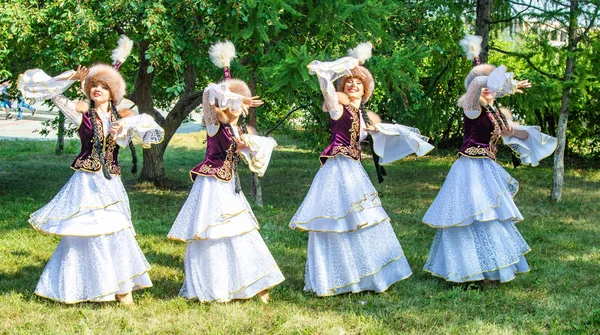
18;66;90;127
202;83;247;136
462;76;488;119
307;57;359;118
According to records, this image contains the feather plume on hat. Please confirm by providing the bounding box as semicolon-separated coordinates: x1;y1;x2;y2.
347;42;373;65
111;35;134;70
209;40;237;69
459;35;483;61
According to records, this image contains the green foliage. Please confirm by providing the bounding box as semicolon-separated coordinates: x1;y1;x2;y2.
1;0;598;158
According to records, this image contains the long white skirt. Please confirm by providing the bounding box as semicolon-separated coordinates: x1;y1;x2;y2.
169;175;284;302
290;155;412;296
30;170;152;303
35;229;152;303
423;156;530;283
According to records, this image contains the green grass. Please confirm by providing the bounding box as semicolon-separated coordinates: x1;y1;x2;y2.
0;133;599;334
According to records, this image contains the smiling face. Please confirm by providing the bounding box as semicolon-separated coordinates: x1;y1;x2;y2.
481;87;494;103
343;77;365;100
90;82;111;105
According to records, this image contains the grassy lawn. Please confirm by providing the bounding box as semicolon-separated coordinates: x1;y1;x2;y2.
0;132;599;334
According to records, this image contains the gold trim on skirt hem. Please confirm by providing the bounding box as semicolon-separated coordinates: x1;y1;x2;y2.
35;269;152;304
32;226;134;238
168;227;259;243
422;175;521;229
424;249;531;283
293;216;390;233
308;252;409;297
184;265;284;303
29;200;127;231
290;191;381;227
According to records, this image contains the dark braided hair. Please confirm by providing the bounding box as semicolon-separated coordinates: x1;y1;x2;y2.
90;100;112;179
360;101;387;183
109;102;138;174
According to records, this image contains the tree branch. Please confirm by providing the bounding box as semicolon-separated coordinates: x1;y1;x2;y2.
489;0;533;24
488;46;561;80
574;5;599;45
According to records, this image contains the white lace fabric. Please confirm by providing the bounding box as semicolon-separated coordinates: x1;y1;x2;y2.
116;114;165;148
369;123;434;165
17;69;76;103
463;76;488;118
502;124;558;167
239;134;278;177
307;57;359;119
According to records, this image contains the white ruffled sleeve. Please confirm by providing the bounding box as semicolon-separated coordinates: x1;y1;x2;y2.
487;65;518;98
368;123;434;165
115;114;165;149
239;134;278;177
203;83;245;136
502;124;557;167
18;69;83;127
307;57;359;119
18;69;77;102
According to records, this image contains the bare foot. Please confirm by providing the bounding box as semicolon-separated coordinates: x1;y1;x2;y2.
116;292;135;306
258;289;269;304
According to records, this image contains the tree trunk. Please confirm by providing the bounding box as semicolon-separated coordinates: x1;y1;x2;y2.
55;111;65;155
247;69;263;205
551;0;579;203
475;0;492;63
251;173;263;207
134;60;203;187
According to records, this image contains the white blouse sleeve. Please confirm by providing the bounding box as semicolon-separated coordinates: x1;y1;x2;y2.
50;95;83;127
307;57;359;119
502;124;557;167
463;76;488;119
115;114;165;149
368;123;434;165
239;134;278;177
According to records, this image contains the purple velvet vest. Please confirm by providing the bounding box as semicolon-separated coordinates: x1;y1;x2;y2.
190;124;237;182
459;106;501;160
319;105;361;165
71;111;121;174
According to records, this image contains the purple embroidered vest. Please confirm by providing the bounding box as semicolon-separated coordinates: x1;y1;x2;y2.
459;106;501;160
72;111;121;174
190;124;237;182
319;105;361;164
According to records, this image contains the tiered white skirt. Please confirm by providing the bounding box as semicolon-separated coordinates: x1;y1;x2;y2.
423;156;530;282
168;175;284;302
290;155;412;296
30;170;152;303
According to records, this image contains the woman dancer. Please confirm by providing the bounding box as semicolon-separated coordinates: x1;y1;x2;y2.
422;35;557;283
289;42;433;297
18;36;164;304
168;41;284;303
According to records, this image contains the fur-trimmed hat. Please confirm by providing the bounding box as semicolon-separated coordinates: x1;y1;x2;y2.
83;64;126;105
336;42;375;102
464;63;496;91
223;78;251;98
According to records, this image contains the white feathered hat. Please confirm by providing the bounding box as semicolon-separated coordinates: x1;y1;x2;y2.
336;42;375;102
